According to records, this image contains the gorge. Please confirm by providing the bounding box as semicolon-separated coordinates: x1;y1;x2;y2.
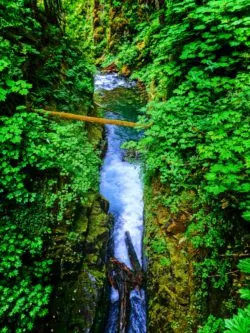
0;1;249;333
97;72;146;332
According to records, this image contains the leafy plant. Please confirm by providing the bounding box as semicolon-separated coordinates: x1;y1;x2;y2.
0;1;98;331
198;315;225;333
224;259;250;333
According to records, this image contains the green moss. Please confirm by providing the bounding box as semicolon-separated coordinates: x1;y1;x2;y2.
42;192;110;332
144;183;201;333
75;213;89;233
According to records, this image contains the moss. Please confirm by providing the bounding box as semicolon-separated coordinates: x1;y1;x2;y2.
41;192;110;332
144;182;201;333
75;213;88;233
87;122;104;147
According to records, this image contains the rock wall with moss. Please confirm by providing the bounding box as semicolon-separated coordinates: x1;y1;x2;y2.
144;182;200;332
41;192;110;332
144;180;249;332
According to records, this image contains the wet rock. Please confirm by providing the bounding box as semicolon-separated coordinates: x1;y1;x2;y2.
122;148;140;162
42;194;110;332
102;63;118;73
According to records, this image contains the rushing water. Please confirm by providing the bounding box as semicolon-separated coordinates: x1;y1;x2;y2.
95;73;146;333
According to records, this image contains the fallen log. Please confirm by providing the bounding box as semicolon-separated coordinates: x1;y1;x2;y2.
34;108;140;127
119;275;130;333
107;231;144;333
125;231;142;273
108;257;132;332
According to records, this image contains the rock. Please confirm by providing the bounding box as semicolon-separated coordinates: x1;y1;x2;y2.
166;221;186;234
144;183;201;333
103;62;118;73
42;194;110;332
120;65;131;76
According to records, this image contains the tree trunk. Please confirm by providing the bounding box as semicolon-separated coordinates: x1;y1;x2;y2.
107;232;144;332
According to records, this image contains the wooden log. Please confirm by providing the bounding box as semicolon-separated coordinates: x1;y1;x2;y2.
107;233;144;332
108;257;131;333
110;257;134;278
125;231;142;273
125;231;143;288
119;280;129;333
34;108;140;127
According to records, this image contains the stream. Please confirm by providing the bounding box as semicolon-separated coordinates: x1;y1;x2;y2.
95;73;147;333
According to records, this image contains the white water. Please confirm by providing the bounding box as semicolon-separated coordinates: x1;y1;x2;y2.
100;125;144;268
96;73;146;332
95;73;136;91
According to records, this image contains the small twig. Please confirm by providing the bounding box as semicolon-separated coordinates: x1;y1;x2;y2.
208;270;239;278
219;253;250;258
94;102;104;108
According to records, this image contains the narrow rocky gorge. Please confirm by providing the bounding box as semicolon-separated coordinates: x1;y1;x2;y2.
97;73;147;332
1;1;249;333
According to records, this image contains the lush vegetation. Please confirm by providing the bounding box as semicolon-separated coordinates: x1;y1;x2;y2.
95;0;250;331
0;0;99;331
1;0;250;332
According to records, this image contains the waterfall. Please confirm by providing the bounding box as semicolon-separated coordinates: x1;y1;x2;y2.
95;73;146;333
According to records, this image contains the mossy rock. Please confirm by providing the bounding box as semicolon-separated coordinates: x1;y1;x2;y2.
43;193;110;332
144;183;201;333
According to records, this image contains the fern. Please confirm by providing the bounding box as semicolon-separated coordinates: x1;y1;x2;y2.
224;258;250;333
225;305;250;333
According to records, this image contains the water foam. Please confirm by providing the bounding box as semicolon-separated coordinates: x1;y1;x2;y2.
95;73;136;91
100;124;144;268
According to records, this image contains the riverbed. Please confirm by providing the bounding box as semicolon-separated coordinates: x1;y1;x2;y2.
95;73;147;333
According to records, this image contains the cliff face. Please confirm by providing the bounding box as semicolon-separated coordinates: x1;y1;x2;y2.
143;182;248;333
144;182;201;333
42;193;110;332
